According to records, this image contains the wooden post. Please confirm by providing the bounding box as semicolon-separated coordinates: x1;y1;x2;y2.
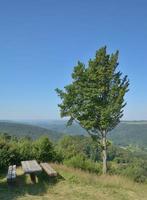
30;173;36;183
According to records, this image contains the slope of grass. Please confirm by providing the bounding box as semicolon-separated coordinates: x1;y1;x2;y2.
0;164;147;200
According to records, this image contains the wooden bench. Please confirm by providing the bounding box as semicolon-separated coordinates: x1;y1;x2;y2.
40;163;57;177
7;165;16;183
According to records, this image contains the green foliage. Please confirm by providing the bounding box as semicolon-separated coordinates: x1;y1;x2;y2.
57;135;101;161
57;135;136;163
1;132;147;183
64;154;100;174
33;120;147;148
107;145;133;163
33;136;55;162
115;159;147;183
0;134;57;169
2;121;147;148
17;138;33;161
56;46;129;174
109;122;147;147
0;135;20;168
57;135;147;183
56;46;129;135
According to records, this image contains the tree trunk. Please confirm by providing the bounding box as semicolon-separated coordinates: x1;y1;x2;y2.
102;131;107;174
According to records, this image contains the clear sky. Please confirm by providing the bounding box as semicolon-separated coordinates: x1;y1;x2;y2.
0;0;147;120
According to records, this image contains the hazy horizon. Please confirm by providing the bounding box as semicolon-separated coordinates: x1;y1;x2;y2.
0;118;147;122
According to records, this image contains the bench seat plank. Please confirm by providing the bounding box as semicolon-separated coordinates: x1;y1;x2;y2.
7;165;16;182
40;163;57;177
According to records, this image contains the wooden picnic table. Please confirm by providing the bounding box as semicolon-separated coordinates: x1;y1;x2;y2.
21;160;42;183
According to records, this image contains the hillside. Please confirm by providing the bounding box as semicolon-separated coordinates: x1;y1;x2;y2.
0;121;63;141
29;120;147;147
109;122;147;147
0;163;147;200
1;120;147;147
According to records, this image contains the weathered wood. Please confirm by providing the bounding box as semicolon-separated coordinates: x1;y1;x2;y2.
21;160;42;183
21;160;42;174
7;165;16;183
40;163;57;177
30;173;36;183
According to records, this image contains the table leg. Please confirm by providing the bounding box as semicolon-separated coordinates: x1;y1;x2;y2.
30;173;36;183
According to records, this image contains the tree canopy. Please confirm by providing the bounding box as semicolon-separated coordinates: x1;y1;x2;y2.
56;46;129;135
56;46;129;173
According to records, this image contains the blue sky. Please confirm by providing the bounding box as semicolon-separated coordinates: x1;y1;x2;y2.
0;0;147;120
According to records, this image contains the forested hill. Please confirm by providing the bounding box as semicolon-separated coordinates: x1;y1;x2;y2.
109;121;147;147
28;120;147;147
0;120;147;147
0;121;63;141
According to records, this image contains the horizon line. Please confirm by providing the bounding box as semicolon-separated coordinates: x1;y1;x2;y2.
0;119;147;122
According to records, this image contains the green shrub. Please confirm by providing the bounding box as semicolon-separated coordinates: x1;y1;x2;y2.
64;154;100;174
17;138;33;161
0;138;20;168
58;135;101;161
32;136;55;162
0;134;57;168
110;159;147;183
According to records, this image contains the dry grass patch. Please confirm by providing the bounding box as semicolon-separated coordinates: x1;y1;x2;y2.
0;163;147;200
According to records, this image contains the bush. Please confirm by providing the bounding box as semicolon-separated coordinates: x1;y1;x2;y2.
0;134;57;168
57;135;101;161
64;154;100;174
17;138;33;161
32;136;55;162
110;159;147;183
0;138;20;168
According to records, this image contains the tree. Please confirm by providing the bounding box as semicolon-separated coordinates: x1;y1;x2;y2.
56;46;129;174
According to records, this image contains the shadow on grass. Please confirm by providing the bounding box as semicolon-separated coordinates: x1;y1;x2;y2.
0;170;64;200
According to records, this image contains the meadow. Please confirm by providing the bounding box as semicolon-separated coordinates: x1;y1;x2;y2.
0;164;147;200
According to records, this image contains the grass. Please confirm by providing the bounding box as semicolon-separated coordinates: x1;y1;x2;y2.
0;163;147;200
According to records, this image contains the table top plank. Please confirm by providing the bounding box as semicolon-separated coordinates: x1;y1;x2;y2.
21;160;42;174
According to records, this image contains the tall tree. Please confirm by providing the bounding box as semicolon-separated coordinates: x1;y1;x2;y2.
56;46;129;174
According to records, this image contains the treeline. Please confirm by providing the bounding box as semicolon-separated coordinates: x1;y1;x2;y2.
0;133;61;168
0;133;147;183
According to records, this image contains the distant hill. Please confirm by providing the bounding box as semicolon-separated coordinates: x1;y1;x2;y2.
26;120;147;147
109;121;147;147
0;121;63;141
0;120;147;147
